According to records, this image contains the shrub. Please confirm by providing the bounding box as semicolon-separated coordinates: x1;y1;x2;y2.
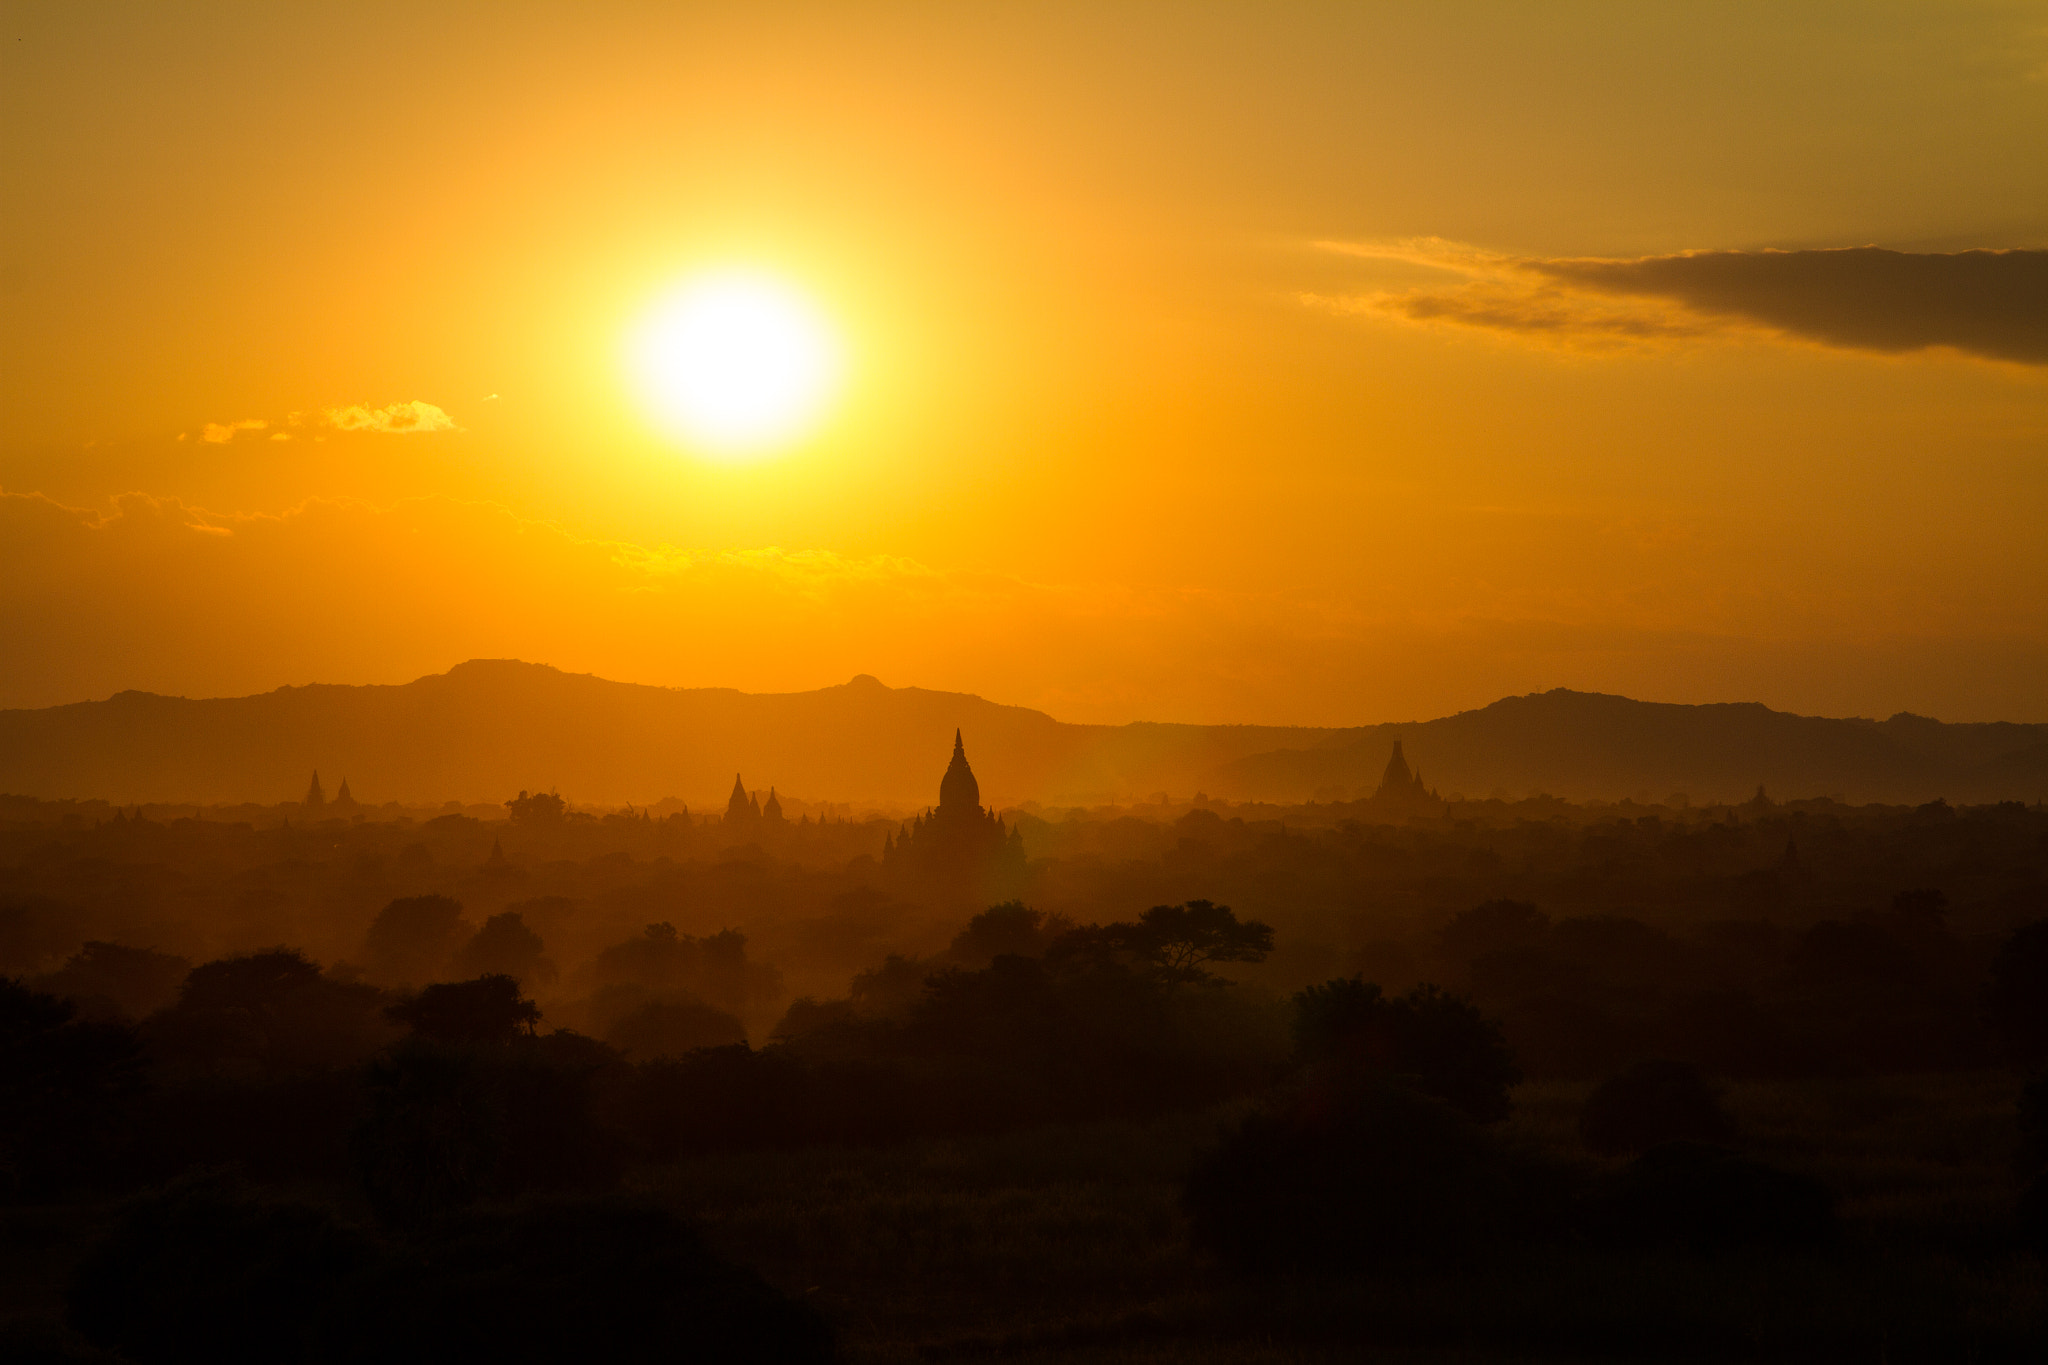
1579;1059;1737;1156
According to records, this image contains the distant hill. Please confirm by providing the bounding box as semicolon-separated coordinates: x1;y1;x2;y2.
0;661;2041;808
1215;690;2048;806
0;660;1324;808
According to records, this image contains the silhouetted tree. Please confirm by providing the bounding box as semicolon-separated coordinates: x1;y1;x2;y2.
1440;898;1550;965
1590;1142;1836;1252
603;995;746;1060
352;1044;499;1229
0;977;146;1196
353;1029;622;1230
1579;1059;1736;1156
1291;977;1521;1122
361;895;471;986
37;941;191;1021
453;912;553;987
66;1176;374;1364
945;901;1075;967
321;1199;833;1363
1048;900;1273;987
145;950;395;1078
504;789;566;825
1990;920;2048;1064
386;976;540;1045
1185;1079;1510;1272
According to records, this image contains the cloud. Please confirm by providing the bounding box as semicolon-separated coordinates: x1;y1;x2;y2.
1316;240;2048;364
200;418;268;443
323;400;460;434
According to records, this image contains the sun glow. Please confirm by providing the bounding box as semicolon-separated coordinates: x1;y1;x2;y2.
627;271;842;457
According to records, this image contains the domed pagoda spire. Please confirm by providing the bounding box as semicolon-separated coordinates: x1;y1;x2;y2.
938;729;980;816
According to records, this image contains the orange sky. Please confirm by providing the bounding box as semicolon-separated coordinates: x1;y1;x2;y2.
4;2;2046;724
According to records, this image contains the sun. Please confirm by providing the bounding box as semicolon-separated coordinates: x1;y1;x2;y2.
626;271;842;457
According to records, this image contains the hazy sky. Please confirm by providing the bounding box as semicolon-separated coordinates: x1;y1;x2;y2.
5;2;2046;724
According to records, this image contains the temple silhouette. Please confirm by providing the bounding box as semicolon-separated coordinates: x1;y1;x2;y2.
1364;740;1442;818
883;730;1025;903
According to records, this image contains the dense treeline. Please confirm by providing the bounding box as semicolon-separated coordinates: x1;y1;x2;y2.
3;792;2047;1357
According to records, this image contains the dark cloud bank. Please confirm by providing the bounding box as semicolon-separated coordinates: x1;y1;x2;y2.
1537;246;2048;364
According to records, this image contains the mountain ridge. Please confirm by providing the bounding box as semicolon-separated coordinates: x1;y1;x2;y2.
1;660;2042;807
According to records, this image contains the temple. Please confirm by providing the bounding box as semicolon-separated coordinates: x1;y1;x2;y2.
1364;740;1441;818
724;774;762;827
884;730;1026;903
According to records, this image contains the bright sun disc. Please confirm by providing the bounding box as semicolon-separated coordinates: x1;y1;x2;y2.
627;272;841;456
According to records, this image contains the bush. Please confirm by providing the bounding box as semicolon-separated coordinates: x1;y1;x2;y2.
1579;1059;1737;1156
1591;1142;1837;1253
1184;1079;1510;1272
67;1177;375;1364
1291;977;1521;1122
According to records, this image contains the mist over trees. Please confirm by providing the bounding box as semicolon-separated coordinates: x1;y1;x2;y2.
2;770;2046;1358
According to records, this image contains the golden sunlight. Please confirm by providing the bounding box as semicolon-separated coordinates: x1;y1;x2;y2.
626;271;842;457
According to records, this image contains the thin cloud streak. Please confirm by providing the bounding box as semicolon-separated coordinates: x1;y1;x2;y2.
1317;241;2048;364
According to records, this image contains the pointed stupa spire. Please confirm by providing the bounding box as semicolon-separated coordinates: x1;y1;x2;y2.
938;728;980;816
303;771;326;808
763;787;784;821
725;774;757;825
1375;742;1415;798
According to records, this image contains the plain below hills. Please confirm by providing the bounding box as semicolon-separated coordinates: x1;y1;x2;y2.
0;659;2042;809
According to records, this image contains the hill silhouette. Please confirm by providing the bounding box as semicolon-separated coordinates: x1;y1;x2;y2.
0;661;2041;807
1218;690;2048;806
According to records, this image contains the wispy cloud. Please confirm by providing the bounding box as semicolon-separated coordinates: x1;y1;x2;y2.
1314;240;2048;364
323;400;460;434
200;418;268;443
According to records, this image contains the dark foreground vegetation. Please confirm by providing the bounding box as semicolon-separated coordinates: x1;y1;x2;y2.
2;790;2046;1360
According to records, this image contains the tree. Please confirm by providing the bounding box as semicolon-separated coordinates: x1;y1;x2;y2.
362;895;471;986
945;901;1075;967
1579;1059;1736;1156
1048;900;1274;987
387;976;540;1045
505;790;566;825
0;977;146;1194
67;1176;375;1364
1291;976;1522;1122
1990;920;2048;1064
146;949;396;1077
454;912;553;987
1439;899;1550;966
